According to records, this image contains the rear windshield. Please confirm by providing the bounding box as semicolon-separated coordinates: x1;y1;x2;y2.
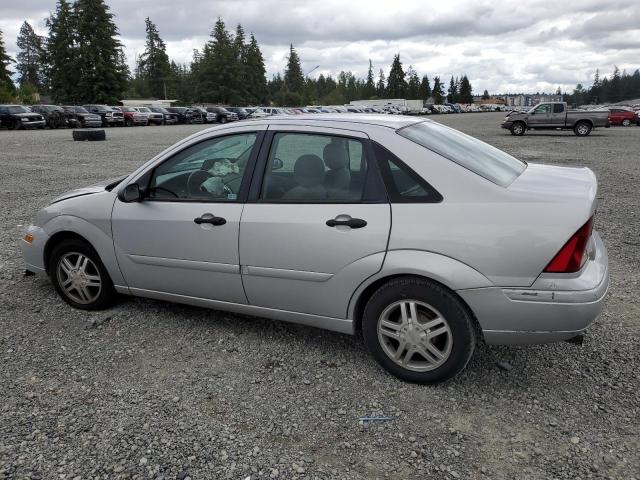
397;121;526;186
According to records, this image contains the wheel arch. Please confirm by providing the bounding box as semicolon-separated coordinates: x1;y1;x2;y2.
575;118;594;127
349;250;492;339
41;213;126;287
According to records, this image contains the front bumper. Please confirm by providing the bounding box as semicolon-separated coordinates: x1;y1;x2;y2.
459;231;609;344
22;120;46;129
22;225;50;275
500;120;513;129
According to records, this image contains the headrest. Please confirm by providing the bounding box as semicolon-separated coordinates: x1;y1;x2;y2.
293;154;325;187
323;143;350;170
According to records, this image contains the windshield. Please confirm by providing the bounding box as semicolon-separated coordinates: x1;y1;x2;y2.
397;121;526;186
8;106;29;114
152;107;168;113
73;106;89;113
87;105;109;112
137;107;151;112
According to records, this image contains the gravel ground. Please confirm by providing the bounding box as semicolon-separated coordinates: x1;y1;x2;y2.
0;115;638;480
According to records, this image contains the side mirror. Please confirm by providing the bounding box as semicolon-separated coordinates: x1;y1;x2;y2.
272;158;284;170
119;183;142;203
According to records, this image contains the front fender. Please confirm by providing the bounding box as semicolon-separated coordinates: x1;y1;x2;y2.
42;214;126;287
347;249;493;319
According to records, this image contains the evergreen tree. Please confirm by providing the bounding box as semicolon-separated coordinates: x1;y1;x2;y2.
406;66;420;99
376;69;386;98
386;54;406;98
432;76;444;104
447;76;457;103
73;0;128;103
284;44;304;94
0;29;15;101
458;75;473;103
364;59;376;98
420;75;431;101
481;89;490;99
16;21;46;90
230;24;248;104
245;33;267;104
138;17;171;99
46;0;77;102
198;18;236;103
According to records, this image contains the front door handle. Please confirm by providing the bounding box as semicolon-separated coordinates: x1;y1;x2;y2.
194;214;226;226
326;216;367;229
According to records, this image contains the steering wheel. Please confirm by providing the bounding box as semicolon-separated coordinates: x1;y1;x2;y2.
187;170;233;198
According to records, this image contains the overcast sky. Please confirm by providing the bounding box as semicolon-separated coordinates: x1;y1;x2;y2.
1;0;639;94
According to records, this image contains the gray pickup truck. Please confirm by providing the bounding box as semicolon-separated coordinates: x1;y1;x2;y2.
501;102;610;136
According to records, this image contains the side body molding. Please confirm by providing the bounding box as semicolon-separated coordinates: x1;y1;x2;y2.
348;249;493;320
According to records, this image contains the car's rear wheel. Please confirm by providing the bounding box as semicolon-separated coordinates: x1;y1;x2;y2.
219;116;227;124
510;122;525;136
49;239;117;310
622;119;631;126
574;121;592;136
362;278;476;383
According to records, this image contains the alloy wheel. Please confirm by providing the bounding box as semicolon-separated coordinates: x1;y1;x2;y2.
377;300;453;372
56;252;102;305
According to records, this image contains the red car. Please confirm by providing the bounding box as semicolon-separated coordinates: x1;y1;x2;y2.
113;106;148;126
608;108;638;126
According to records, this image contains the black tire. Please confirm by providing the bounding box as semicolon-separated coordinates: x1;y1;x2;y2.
126;118;134;127
219;116;227;124
510;122;525;136
48;238;117;310
622;119;631;127
574;121;592;136
362;277;476;384
73;129;106;141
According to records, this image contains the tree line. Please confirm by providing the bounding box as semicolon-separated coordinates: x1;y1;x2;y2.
0;0;475;106
3;1;636;107
564;67;640;106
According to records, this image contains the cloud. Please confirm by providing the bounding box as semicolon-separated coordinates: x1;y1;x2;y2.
1;0;639;94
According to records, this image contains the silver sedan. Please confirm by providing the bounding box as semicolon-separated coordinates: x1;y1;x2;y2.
22;115;609;383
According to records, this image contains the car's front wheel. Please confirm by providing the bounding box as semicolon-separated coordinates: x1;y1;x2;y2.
362;278;476;383
510;122;525;136
622;119;631;126
49;238;117;310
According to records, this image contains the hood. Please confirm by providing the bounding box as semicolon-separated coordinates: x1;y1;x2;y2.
49;176;126;204
15;112;42;119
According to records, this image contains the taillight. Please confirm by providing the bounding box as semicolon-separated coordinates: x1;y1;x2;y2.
544;217;594;273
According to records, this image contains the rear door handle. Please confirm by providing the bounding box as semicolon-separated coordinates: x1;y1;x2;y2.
326;216;367;229
194;215;226;226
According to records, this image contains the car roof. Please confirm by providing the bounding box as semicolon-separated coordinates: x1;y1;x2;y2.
259;113;423;130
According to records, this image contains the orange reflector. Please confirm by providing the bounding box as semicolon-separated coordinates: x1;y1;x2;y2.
24;233;34;244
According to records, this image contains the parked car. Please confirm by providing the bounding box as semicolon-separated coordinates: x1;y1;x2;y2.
83;104;123;127
0;104;45;129
261;107;288;115
30;105;68;129
61;106;102;128
166;107;201;124
108;107;125;126
149;107;179;125
607;107;638;126
205;106;238;123
502;102;610;136
245;107;269;118
191;107;216;124
225;107;250;120
21;115;608;383
135;107;164;126
115;106;148;127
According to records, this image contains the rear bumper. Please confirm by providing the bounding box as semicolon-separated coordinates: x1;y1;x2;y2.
459;231;609;344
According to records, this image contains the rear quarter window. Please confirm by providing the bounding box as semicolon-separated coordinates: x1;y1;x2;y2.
397;121;526;186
